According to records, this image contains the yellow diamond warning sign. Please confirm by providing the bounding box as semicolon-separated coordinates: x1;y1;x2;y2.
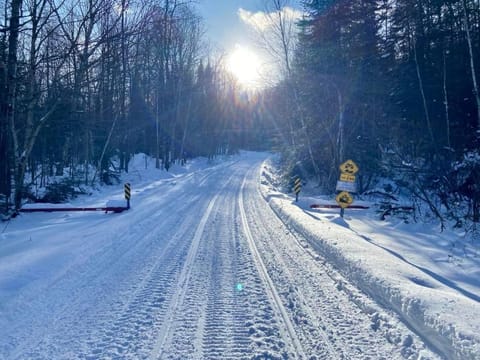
336;191;353;208
339;160;359;175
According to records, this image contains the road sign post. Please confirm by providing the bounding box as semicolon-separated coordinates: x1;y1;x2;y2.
294;177;301;202
124;183;131;209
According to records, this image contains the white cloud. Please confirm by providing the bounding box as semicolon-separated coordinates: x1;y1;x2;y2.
238;6;303;33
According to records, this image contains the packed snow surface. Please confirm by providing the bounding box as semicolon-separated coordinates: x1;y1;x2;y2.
0;152;478;359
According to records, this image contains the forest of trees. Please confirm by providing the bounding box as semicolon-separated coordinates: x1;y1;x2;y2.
0;0;269;212
1;0;479;229
262;0;480;229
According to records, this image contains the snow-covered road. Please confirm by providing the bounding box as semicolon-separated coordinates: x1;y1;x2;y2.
1;153;440;359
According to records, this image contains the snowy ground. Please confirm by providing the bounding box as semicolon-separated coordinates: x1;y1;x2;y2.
0;152;478;359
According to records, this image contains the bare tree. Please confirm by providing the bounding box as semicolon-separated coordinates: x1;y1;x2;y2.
257;0;320;179
9;0;67;209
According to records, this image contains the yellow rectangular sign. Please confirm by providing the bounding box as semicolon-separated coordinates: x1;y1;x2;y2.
340;173;356;182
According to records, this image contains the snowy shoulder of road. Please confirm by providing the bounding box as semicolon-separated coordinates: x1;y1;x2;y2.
259;158;480;359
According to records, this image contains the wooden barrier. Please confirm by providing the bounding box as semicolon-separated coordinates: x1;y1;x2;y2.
20;206;128;214
310;204;369;209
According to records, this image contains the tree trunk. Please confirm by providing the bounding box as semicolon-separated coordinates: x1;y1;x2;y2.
442;48;451;148
0;53;11;210
413;35;435;148
91;115;117;185
461;0;480;132
336;89;345;164
13;103;58;209
156;100;161;169
6;0;24;210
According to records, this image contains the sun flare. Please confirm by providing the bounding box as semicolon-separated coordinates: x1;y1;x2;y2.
226;45;262;88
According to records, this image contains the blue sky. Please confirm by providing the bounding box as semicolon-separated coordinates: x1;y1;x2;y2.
196;0;302;52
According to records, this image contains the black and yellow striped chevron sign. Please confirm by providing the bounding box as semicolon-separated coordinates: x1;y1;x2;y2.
294;178;301;195
293;177;301;202
124;183;131;201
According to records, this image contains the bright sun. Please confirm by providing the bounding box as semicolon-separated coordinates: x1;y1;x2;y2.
226;45;262;88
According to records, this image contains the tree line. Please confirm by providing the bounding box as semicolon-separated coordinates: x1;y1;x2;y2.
262;0;480;227
0;0;267;213
2;0;479;228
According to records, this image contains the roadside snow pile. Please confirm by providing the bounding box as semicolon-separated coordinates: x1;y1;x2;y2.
20;153;231;210
260;161;480;360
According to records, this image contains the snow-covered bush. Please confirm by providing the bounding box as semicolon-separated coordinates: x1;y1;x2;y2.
381;147;480;232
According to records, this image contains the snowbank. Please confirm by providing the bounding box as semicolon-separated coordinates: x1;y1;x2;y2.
260;164;480;360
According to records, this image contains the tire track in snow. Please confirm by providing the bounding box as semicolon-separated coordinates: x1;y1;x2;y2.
238;171;307;359
162;195;252;359
148;195;217;359
197;192;269;360
149;171;238;359
154;162;289;359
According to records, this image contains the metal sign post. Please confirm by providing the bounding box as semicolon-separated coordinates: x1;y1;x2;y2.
124;183;131;209
294;177;301;202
